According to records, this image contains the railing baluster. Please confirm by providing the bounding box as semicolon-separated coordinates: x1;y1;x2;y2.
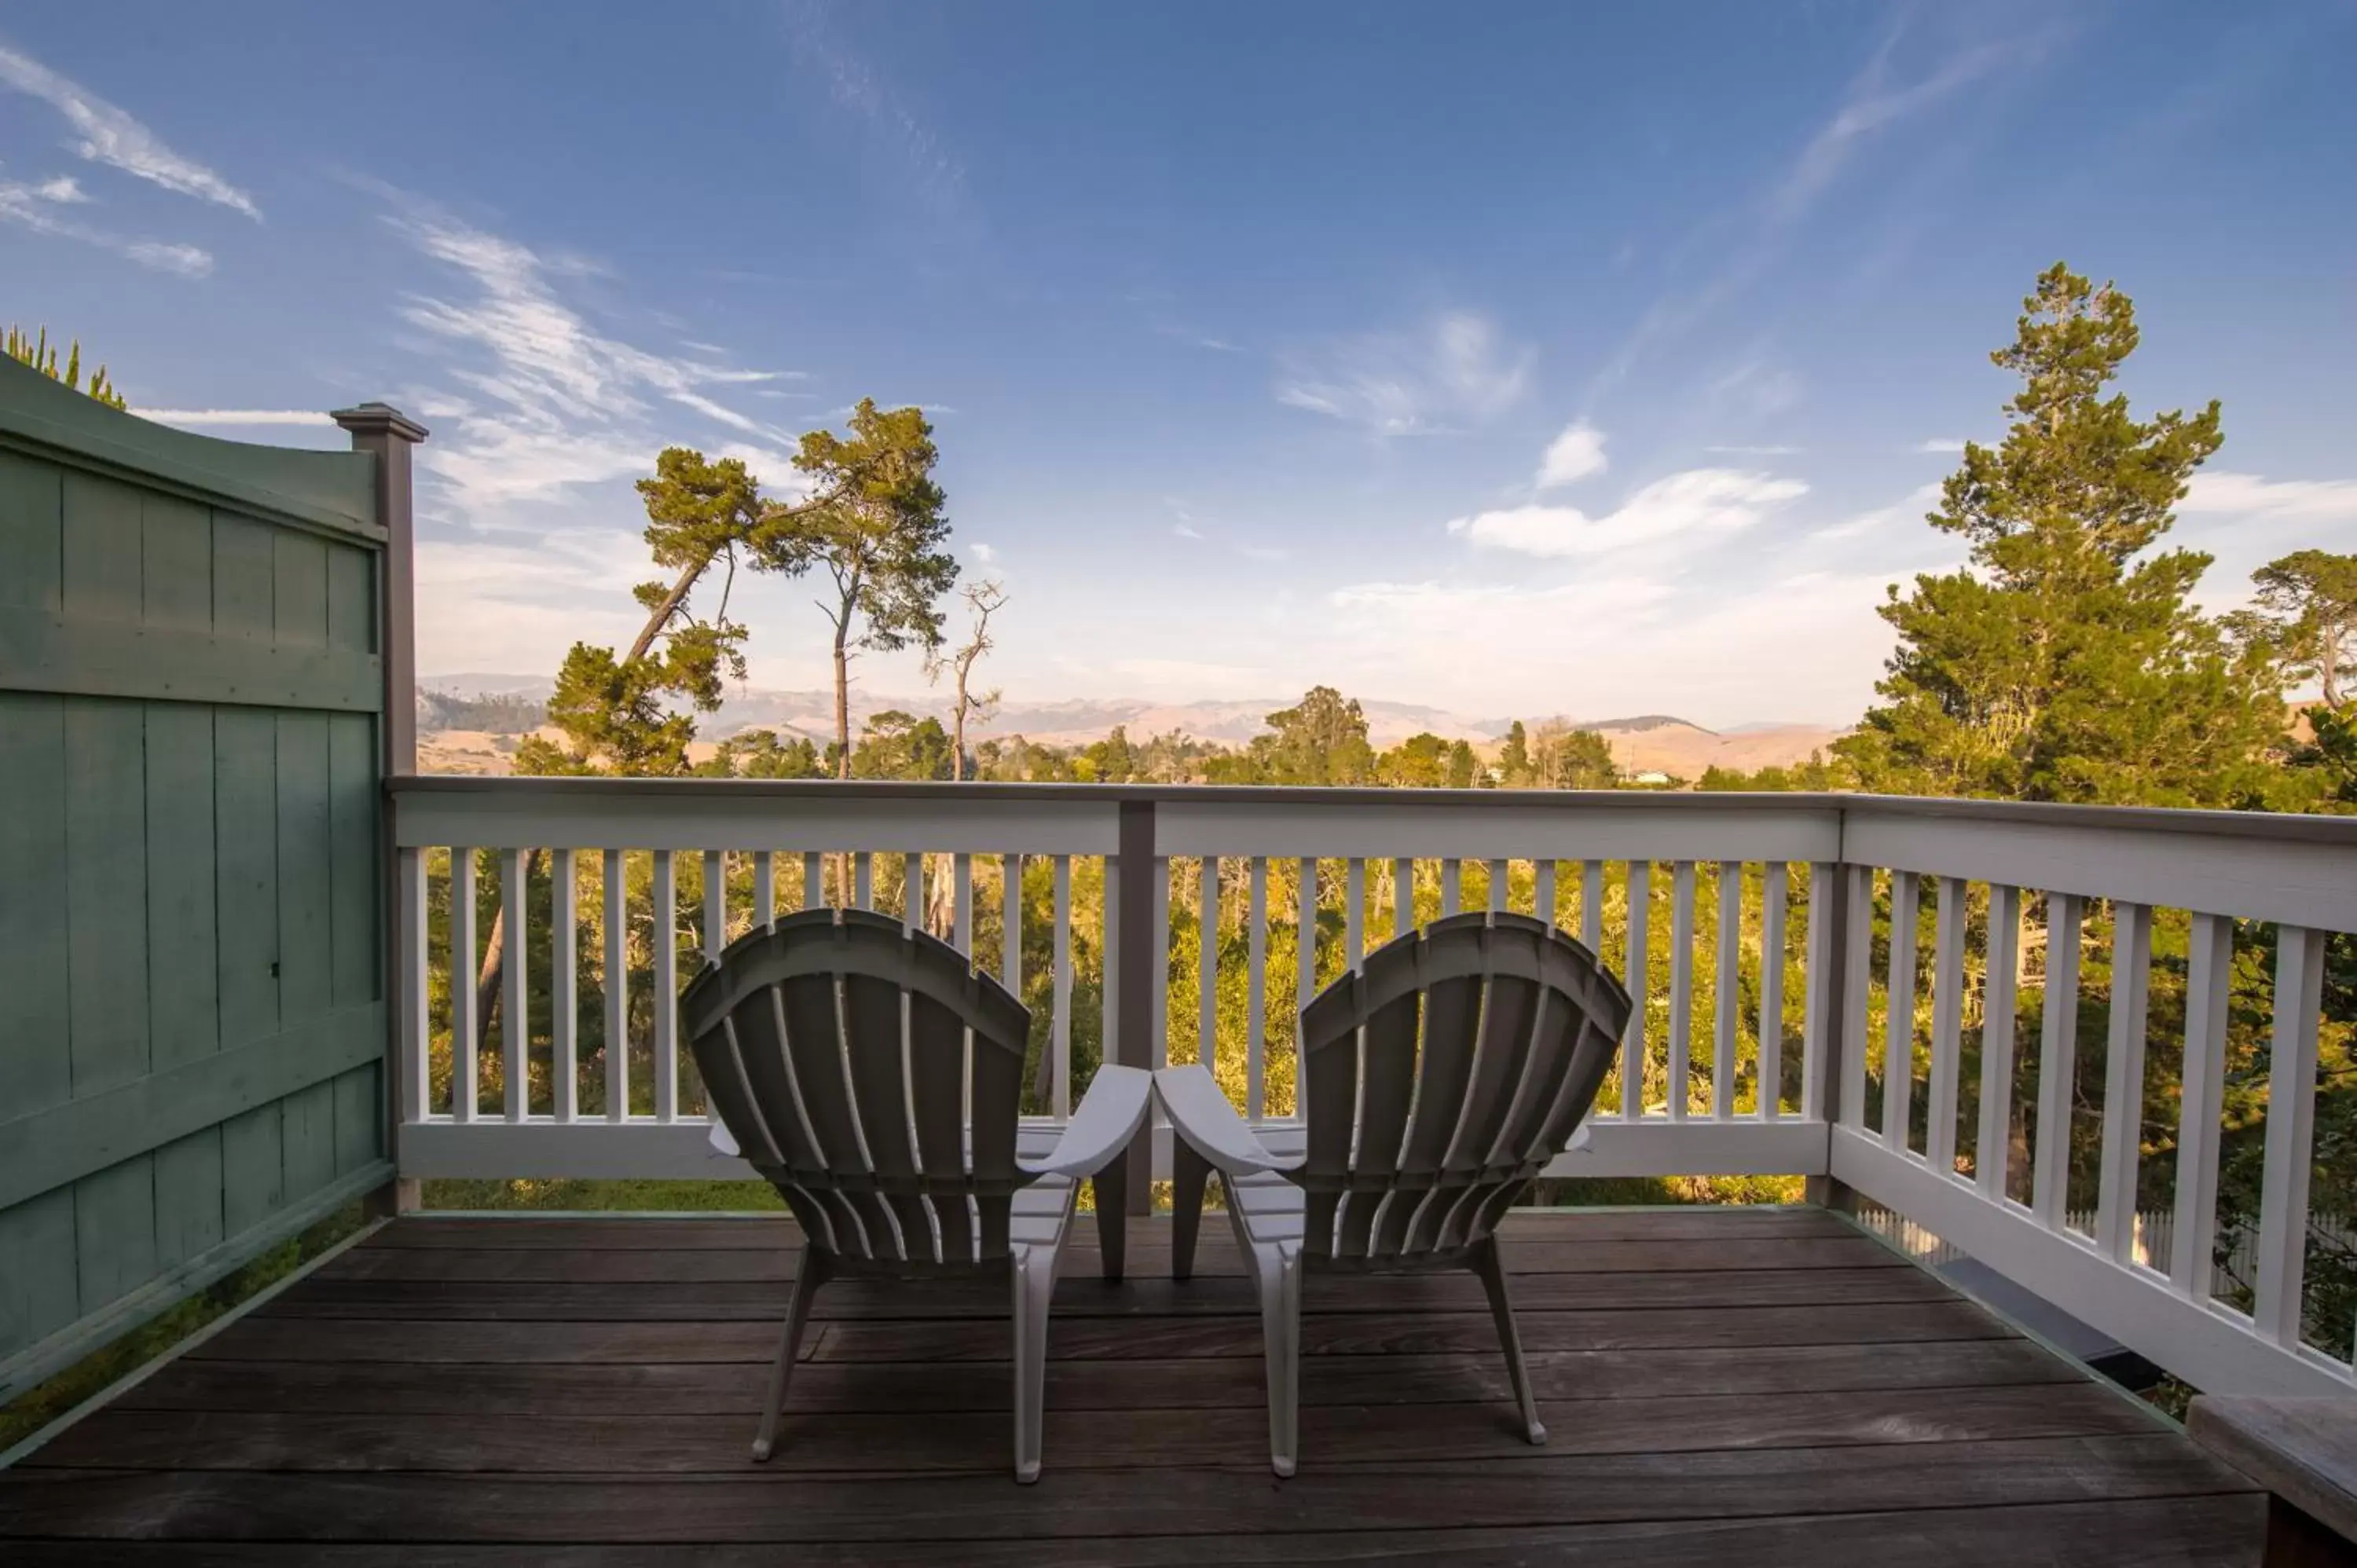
752;850;775;929
1840;865;1875;1129
1581;860;1604;950
1534;859;1556;933
1248;857;1268;1121
652;848;677;1123
1000;854;1023;990
552;848;577;1123
1151;855;1171;1072
1713;860;1740;1120
604;848;627;1122
802;851;822;911
1486;857;1506;914
1051;855;1072;1119
2253;925;2326;1346
1441;858;1461;916
1346;857;1365;967
1199;855;1219;1073
953;853;973;956
705;850;728;964
1976;885;2022;1200
902;852;922;932
1669;861;1695;1122
1296;857;1317;1057
400;847;427;1126
1926;877;1965;1176
853;852;873;910
1760;861;1787;1120
1391;855;1413;938
451;846;477;1123
2170;912;2233;1299
1800;862;1832;1123
2030;893;2083;1228
2095;902;2154;1262
500;864;529;1120
1882;870;1919;1152
1622;862;1650;1118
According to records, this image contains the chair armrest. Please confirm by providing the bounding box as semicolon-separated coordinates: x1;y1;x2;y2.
707;1118;742;1159
1017;1064;1153;1180
1154;1064;1304;1177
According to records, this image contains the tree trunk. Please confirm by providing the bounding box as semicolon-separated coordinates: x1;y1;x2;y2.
833;625;852;780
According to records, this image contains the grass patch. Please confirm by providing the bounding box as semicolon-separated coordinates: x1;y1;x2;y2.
0;1201;371;1455
423;1178;787;1212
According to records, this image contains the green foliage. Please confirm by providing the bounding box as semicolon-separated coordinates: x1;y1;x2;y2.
1695;753;1841;793
1530;723;1618;789
1497;720;1531;784
2234;549;2357;712
1377;731;1450;786
1245;685;1377;784
702;728;824;779
5;323;123;408
1836;263;2281;807
851;709;955;781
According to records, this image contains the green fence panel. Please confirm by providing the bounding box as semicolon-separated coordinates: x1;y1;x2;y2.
0;358;401;1400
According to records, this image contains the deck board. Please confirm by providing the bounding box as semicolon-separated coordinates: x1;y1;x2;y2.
0;1208;2265;1562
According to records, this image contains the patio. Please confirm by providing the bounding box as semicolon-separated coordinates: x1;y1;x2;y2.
0;1207;2263;1563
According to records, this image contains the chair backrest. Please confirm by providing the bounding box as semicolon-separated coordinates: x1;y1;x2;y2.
681;907;1034;1266
1294;910;1633;1262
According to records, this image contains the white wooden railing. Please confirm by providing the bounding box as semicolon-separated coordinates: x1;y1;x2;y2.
387;777;2357;1402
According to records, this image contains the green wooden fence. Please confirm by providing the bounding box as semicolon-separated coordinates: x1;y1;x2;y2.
0;357;421;1399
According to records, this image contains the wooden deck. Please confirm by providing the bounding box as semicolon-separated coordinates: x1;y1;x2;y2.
1;1207;2263;1564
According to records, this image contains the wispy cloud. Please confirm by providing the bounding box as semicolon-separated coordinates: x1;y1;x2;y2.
1535;421;1607;489
388;207;803;509
1706;443;1805;456
1808;482;1943;543
970;542;997;563
1593;24;2047;397
1153;323;1244;353
1173;522;1205;540
779;0;966;225
0;175;212;274
2180;471;2357;522
132;408;335;427
1448;469;1808;559
1277;313;1532;437
1914;438;1967;453
0;42;261;218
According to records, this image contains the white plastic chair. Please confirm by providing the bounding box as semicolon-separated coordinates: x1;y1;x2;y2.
684;907;1151;1484
1157;910;1632;1476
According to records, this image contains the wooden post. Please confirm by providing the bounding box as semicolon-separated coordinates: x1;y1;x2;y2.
334;401;427;1218
1803;846;1860;1214
1094;797;1160;1273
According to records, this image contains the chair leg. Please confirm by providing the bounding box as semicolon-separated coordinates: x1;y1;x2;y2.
1010;1242;1059;1484
1253;1241;1303;1478
1171;1138;1209;1280
1091;1160;1127;1283
1472;1237;1545;1444
752;1248;829;1462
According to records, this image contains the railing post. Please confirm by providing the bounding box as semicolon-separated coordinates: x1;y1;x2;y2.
335;401;428;1221
1104;799;1158;1275
1803;842;1861;1214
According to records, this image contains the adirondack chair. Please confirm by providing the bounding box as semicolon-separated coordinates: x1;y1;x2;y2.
681;907;1153;1484
1157;909;1633;1476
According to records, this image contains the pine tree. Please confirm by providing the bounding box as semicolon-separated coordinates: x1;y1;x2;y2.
1836;264;2281;806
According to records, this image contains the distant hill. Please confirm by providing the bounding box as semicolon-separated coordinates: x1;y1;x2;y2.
416;674;1846;778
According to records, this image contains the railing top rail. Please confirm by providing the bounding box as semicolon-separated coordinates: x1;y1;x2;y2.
387;773;2357;848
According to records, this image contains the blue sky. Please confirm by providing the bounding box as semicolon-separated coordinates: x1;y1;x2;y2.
5;2;2355;726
